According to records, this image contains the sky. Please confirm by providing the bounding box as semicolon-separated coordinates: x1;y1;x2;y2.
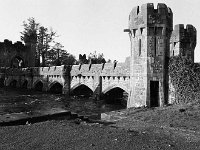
0;0;199;62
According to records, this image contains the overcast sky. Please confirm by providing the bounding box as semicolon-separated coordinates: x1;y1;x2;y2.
0;0;199;62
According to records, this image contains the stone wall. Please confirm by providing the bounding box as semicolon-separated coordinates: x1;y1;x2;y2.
170;24;196;62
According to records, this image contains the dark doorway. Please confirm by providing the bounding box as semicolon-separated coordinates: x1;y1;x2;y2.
71;85;93;98
10;80;17;88
103;87;128;108
49;83;63;94
150;81;159;107
34;81;43;92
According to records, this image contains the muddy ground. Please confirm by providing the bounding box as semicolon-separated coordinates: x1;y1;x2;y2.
1;103;200;150
1;87;200;149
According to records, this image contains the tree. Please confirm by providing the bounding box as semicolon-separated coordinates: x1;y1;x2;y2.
38;26;57;66
46;42;77;66
61;53;77;65
97;53;106;64
78;54;88;64
21;17;39;66
20;17;39;44
88;51;106;64
21;18;57;67
107;59;112;63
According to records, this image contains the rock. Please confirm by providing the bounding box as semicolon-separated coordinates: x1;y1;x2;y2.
74;118;82;124
90;143;95;146
179;108;186;112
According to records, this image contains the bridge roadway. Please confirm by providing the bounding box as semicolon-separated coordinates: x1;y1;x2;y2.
0;62;130;101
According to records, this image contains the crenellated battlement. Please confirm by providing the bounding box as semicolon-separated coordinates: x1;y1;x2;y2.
128;3;173;30
171;24;196;43
70;63;130;77
32;65;68;76
170;24;196;61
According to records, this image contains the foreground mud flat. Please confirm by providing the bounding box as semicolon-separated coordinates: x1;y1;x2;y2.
0;114;200;150
1;103;200;150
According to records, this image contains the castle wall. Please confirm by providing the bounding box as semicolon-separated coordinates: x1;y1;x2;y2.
170;24;196;62
0;40;35;68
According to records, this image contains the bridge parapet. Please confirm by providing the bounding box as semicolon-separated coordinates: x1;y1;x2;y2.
70;65;81;76
5;68;31;76
101;63;130;76
89;64;103;75
32;65;66;76
71;64;104;76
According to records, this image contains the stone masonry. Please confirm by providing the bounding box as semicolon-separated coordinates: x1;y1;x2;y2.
170;24;196;62
125;3;196;108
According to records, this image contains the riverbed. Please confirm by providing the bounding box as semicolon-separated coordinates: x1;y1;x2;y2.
0;87;126;118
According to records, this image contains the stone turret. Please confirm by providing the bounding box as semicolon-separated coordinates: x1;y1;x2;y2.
125;3;173;108
24;41;36;67
170;24;196;62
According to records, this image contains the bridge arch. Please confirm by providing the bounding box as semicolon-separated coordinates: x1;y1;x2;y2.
71;83;93;97
102;84;129;94
9;79;17;88
33;79;44;91
102;85;128;107
48;81;63;94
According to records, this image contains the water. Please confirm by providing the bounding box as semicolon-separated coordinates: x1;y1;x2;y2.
0;87;126;118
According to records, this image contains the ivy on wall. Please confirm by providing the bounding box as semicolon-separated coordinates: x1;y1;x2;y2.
169;56;200;104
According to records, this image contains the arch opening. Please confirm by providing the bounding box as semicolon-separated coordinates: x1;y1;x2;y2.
49;82;63;94
9;80;17;88
34;81;43;91
11;56;25;68
71;84;93;98
103;87;128;108
0;78;4;87
22;80;28;89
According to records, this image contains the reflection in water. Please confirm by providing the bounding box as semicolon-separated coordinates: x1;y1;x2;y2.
0;87;127;117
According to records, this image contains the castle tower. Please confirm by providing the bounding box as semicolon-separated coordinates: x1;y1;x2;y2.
25;42;36;67
125;3;173;108
170;24;196;62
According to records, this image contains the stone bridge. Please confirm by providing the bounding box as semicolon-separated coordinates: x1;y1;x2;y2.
0;62;130;104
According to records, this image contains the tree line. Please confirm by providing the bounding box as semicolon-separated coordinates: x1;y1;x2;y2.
20;17;111;67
